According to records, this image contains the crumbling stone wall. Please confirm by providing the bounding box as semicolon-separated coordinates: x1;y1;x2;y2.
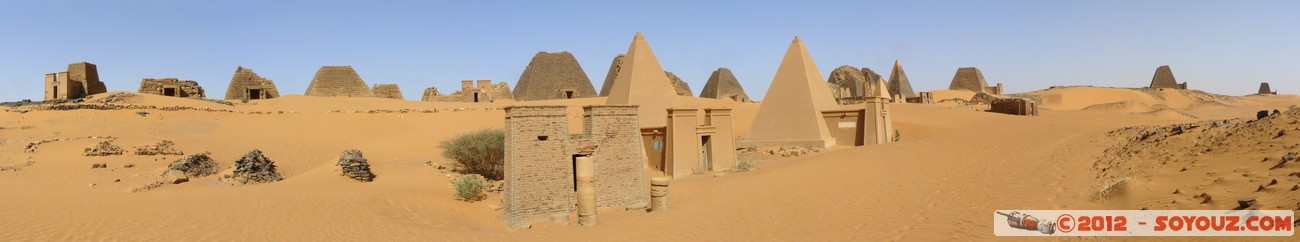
139;78;206;98
304;66;374;97
502;105;648;229
989;98;1039;116
664;71;692;96
372;84;404;99
224;66;280;100
423;80;513;102
699;68;751;102
513;52;597;101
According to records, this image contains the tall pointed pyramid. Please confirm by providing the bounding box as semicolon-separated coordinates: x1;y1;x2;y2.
605;33;682;127
740;37;838;148
887;60;916;98
700;68;751;102
304;66;374;97
1149;65;1179;89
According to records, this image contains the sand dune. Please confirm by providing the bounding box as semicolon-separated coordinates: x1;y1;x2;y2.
1;88;1297;241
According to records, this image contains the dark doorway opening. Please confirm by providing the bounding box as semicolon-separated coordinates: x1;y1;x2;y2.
473;93;480;102
565;91;575;99
53;87;58;99
247;89;262;100
163;88;177;96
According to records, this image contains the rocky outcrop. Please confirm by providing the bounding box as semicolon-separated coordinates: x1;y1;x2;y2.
337;149;375;182
134;140;183;156
84;140;124;156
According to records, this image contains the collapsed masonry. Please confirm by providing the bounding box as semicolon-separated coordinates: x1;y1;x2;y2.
989;98;1039;116
699;68;751;102
513;52;597;101
224;66;280;100
1149;65;1187;89
304;66;374;97
664;71;693;96
45;62;107;100
422;80;513;102
906;92;935;104
139;78;205;98
502;105;648;229
827;65;889;104
948;67;1003;95
372;84;403;99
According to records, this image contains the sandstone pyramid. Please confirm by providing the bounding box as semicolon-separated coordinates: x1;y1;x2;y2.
1149;65;1179;89
1259;82;1276;95
605;32;683;128
699;68;750;102
304;66;374;97
948;67;990;93
664;71;693;96
513;51;597;101
224;66;280;100
598;54;624;96
887;60;916;98
741;37;838;148
372;84;403;99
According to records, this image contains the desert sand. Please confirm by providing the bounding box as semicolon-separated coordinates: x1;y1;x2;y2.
1;87;1298;241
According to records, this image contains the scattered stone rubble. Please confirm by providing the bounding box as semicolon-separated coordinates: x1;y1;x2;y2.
168;153;219;178
134;140;183;156
83;140;125;156
337;149;375;182
223;149;284;184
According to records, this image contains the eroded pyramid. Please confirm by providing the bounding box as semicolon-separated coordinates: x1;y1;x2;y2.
948;67;989;93
664;71;692;96
513;51;597;101
740;37;838;148
225;66;280;100
605;32;682;128
305;66;373;97
1149;65;1179;89
887;60;916;98
372;84;403;99
598;54;624;96
700;68;750;102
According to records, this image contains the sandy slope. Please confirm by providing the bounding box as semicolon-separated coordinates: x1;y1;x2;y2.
1;88;1297;241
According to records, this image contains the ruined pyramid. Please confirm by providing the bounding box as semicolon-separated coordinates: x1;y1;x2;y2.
740;37;838;148
598;54;624;96
605;32;683;128
372;84;403;99
948;67;990;93
1149;65;1180;89
887;60;916;98
304;66;374;97
513;51;597;101
664;71;692;96
699;68;750;102
224;66;280;100
827;65;868;99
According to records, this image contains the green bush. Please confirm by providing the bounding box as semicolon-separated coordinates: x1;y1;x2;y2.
732;160;756;172
453;174;486;201
893;129;901;142
439;129;505;180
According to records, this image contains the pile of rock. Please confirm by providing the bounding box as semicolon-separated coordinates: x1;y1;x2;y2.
224;149;284;184
768;146;822;157
135;140;183;156
166;153;219;184
84;140;124;156
337;149;375;182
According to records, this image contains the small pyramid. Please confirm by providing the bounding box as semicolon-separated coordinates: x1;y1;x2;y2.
887;60;916;98
1149;65;1179;89
1258;82;1275;95
605;32;683;128
224;66;280;100
304;66;374;97
741;37;838;148
699;68;750;102
948;67;989;93
598;54;624;96
513;51;597;101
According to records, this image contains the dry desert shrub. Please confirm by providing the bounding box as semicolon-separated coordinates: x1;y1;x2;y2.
439;129;505;180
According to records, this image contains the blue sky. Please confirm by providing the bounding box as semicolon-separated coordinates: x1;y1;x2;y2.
2;0;1297;101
